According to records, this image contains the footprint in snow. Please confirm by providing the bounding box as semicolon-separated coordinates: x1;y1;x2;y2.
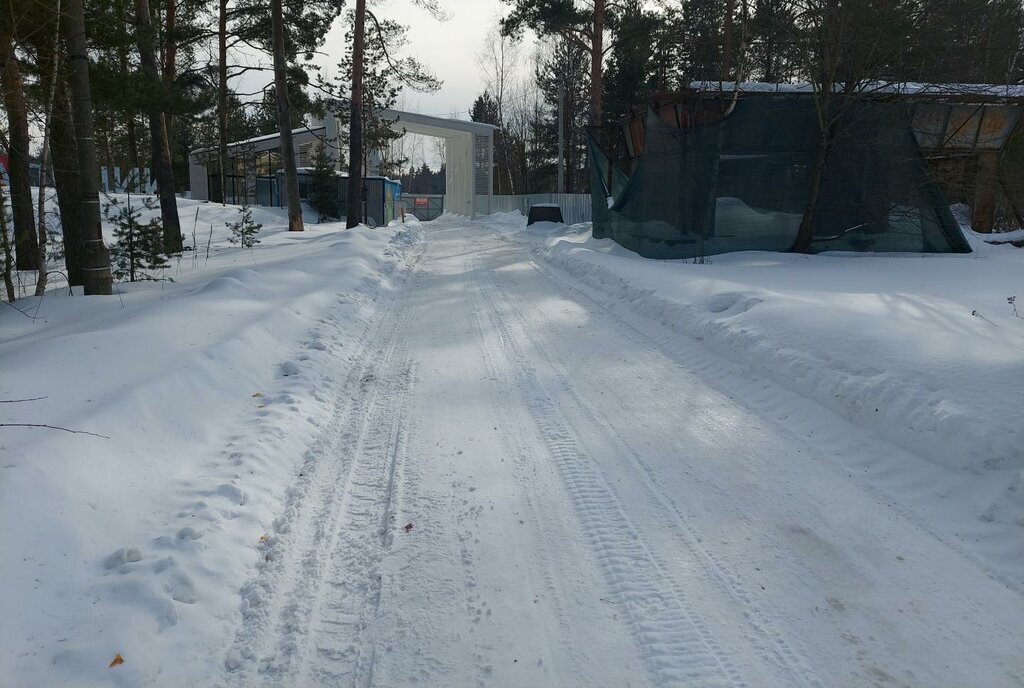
214;483;245;505
176;500;210;520
104;547;143;571
154;556;198;604
707;292;763;316
278;361;301;377
261;392;299;406
153;527;204;551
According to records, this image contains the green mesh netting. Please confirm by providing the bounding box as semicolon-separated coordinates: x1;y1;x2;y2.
589;95;972;258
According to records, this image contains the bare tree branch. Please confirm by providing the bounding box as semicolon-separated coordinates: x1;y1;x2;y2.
0;423;110;439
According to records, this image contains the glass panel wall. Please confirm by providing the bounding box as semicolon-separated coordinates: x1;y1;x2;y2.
209;147;282;207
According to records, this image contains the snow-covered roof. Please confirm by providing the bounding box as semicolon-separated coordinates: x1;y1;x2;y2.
189;126;327;157
690;81;1024;100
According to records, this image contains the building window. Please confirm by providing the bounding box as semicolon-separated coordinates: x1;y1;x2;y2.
255;151;270;176
298;141;321;168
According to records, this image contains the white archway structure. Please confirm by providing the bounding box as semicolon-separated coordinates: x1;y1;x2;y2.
377;109;497;218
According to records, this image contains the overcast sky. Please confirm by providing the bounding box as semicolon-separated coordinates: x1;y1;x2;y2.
230;0;531;170
316;0;520;120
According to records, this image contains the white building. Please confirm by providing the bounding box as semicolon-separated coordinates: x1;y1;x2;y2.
187;109;497;219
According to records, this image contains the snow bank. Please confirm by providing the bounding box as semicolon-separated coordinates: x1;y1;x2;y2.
483;210;531;230
484;212;1024;585
0;197;424;686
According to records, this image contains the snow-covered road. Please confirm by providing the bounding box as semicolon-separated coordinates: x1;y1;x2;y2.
222;218;1023;688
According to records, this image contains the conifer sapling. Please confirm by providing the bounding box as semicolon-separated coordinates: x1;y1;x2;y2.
227;205;262;248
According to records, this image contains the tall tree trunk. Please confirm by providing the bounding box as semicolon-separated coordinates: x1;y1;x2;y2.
126;117;141;185
792;131;828;253
161;0;177;179
793;91;836;253
50;73;86;285
66;0;113;294
721;0;736;81
162;0;176;122
98;111;117;189
793;1;844;253
0;187;15;300
271;0;303;231
346;0;367;229
0;23;40;270
118;41;141;185
217;0;228;205
35;124;52;296
589;0;605;126
160;113;176;190
35;0;62;297
134;0;182;252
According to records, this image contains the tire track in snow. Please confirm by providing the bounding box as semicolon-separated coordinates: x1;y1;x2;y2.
300;346;414;688
470;249;745;688
359;242;501;687
463;253;593;685
518;235;1023;597
486;241;826;688
221;243;420;688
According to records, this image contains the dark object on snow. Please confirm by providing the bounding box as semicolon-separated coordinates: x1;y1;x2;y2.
527;204;564;225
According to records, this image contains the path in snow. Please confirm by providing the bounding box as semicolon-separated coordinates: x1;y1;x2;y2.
222;218;1024;688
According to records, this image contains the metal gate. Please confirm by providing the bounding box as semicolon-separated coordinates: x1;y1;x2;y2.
402;194;445;221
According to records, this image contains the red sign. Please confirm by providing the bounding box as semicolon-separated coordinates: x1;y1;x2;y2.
414;197;429;207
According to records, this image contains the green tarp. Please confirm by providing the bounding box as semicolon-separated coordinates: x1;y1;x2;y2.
589;95;972;259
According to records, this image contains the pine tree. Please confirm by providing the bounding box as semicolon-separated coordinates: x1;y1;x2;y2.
901;0;1024;83
0;5;40;270
501;0;610;124
334;6;441;227
105;195;169;282
470;91;511;189
133;0;183;252
750;0;799;82
271;0;304;232
346;0;367;229
227;205;262;247
602;1;660;124
533;38;590;192
66;0;114;294
660;0;727;84
227;0;349;231
307;145;342;222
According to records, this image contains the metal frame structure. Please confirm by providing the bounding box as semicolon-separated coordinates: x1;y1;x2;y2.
376;109;496;218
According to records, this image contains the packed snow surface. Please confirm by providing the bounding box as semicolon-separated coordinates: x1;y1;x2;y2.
2;201;1022;687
